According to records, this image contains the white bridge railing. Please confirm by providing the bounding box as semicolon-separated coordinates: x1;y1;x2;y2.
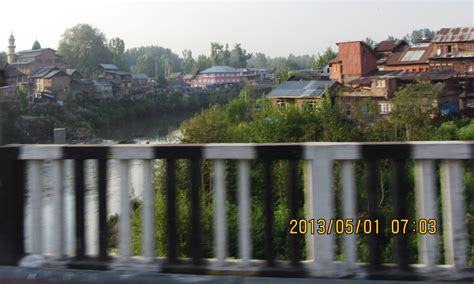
0;142;472;281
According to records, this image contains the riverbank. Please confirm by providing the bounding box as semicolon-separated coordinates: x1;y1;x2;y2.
1;87;241;144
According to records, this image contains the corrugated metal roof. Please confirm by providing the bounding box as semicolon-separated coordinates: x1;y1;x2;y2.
432;27;474;43
32;66;58;78
131;73;149;80
401;50;425;62
99;64;119;70
267;80;337;98
200;66;239;74
347;70;457;86
43;69;64;79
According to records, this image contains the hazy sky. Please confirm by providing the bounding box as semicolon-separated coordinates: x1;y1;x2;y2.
1;0;473;58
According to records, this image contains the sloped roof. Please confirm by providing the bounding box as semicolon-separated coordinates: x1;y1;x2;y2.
433;27;474;43
386;43;432;66
200;66;240;74
99;64;119;70
32;66;66;79
17;48;57;57
32;66;58;78
5;66;26;78
131;73;149;80
9;61;32;66
183;74;194;80
43;69;65;79
374;40;407;53
267;80;337;98
347;70;457;86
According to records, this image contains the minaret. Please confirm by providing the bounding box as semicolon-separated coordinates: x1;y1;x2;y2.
7;33;16;64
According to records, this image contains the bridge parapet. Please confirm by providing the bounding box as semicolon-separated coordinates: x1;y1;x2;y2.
0;142;472;281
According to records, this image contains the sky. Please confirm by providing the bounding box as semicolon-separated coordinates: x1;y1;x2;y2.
1;0;473;58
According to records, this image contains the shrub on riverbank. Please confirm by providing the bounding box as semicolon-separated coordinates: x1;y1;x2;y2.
128;82;473;264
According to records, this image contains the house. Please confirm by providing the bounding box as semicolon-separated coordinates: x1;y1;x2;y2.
0;62;28;96
131;73;151;93
66;69;83;80
340;69;461;116
167;72;182;80
31;66;70;94
267;80;339;109
131;73;150;86
95;64;131;97
383;43;432;72
429;27;474;77
374;40;408;70
183;74;195;85
191;66;242;88
329;41;378;84
7;34;68;76
92;80;113;100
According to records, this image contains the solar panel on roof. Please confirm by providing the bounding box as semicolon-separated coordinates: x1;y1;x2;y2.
401;50;425;62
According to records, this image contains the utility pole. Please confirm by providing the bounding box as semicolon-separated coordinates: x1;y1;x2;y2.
155;57;158;82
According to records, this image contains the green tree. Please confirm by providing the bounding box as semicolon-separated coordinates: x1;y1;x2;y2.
65;85;74;110
248;52;269;68
311;47;337;69
181;49;195;74
108;37;128;70
193;55;212;72
364;37;377;48
274;64;291;84
17;84;29;112
58;24;113;77
230;43;252;68
387;80;442;140
403;28;435;44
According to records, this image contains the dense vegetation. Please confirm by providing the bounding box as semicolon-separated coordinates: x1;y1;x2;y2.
122;81;474;265
37;88;241;132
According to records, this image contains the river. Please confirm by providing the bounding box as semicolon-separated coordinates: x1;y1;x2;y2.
24;112;195;256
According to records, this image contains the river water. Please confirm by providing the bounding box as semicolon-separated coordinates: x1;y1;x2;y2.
24;112;194;256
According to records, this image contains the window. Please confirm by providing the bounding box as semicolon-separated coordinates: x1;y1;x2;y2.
375;79;386;88
277;99;289;109
302;100;318;110
362;104;369;114
447;45;452;53
379;103;392;114
467;65;473;73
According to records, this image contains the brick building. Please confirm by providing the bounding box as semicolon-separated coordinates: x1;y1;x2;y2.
329;41;378;84
190;66;242;88
374;39;408;70
7;34;68;76
266;80;339;109
429;27;474;77
383;43;432;72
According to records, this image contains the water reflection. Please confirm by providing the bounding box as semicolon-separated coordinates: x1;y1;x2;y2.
25;113;192;256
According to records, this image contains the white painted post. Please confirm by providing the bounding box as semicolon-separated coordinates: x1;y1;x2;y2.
303;160;314;261
52;160;65;259
238;160;251;265
414;160;438;270
29;160;43;255
119;160;131;259
440;160;467;268
142;160;155;261
341;161;356;270
311;158;334;274
213;160;227;265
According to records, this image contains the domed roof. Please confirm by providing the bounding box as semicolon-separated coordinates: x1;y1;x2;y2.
32;40;41;50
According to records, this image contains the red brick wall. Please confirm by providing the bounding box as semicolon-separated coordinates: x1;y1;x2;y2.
337;42;377;76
